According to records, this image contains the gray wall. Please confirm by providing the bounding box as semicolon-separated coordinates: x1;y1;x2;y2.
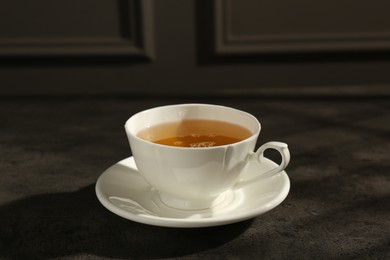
1;0;390;96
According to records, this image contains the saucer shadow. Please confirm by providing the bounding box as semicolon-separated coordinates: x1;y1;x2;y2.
0;184;253;259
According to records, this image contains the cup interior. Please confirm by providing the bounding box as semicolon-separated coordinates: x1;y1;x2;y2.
125;104;260;143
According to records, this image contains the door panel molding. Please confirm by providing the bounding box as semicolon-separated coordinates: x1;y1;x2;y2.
215;0;390;55
0;0;154;59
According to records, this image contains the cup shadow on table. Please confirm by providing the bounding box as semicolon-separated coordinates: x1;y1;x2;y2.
0;184;253;259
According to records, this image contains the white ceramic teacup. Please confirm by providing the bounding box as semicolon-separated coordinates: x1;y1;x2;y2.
125;104;290;210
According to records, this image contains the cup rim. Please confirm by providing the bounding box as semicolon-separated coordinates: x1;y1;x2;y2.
125;103;261;150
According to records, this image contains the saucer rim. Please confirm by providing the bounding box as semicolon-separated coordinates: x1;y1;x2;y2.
95;157;290;228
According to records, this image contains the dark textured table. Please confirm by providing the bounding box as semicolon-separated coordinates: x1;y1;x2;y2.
1;96;389;259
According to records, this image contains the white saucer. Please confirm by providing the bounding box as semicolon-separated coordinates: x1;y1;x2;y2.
95;156;290;228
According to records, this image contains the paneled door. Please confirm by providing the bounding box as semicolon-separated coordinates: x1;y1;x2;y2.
1;0;390;96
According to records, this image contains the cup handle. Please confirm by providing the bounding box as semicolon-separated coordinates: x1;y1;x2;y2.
236;141;290;188
250;141;290;177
